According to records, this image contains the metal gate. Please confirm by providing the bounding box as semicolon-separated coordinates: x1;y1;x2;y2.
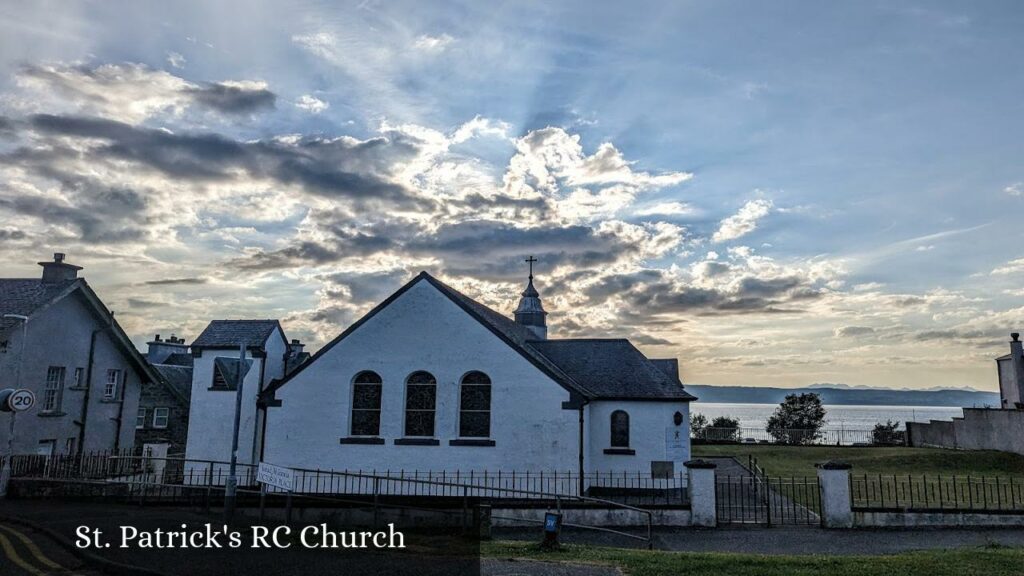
716;474;822;526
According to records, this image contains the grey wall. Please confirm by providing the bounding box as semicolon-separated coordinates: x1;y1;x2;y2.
908;408;1024;456
0;291;143;454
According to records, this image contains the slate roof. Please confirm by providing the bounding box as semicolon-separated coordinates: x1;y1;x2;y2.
267;271;695;403
0;279;80;332
529;340;696;401
152;364;193;403
214;357;253;388
162;352;195;367
192;320;282;349
0;277;161;384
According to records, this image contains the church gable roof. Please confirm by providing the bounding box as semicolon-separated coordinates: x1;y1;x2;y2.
528;340;697;401
264;271;693;403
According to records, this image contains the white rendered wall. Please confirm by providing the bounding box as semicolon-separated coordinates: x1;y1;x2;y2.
587;400;691;474
997;358;1020;408
184;348;265;478
264;281;581;475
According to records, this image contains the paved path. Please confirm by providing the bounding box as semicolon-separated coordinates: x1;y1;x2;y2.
497;525;1024;555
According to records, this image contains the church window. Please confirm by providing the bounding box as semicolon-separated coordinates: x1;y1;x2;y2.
351;371;383;436
610;410;630;447
459;371;491;438
404;371;436;437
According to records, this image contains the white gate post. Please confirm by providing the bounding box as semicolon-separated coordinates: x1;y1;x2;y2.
816;461;853;528
685;459;717;527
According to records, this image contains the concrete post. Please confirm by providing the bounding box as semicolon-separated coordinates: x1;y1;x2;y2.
684;459;717;527
816;461;853;528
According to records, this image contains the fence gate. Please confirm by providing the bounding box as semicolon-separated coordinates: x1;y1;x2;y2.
716;475;822;526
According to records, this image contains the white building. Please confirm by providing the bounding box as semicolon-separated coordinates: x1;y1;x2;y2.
996;332;1024;409
260;270;695;491
183;320;305;482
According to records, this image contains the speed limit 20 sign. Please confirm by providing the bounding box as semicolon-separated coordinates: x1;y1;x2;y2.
0;389;35;412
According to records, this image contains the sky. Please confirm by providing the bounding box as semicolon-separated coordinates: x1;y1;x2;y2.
0;0;1022;391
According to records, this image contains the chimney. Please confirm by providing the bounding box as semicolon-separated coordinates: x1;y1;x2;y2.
39;252;83;283
1011;333;1024;409
289;338;305;356
147;332;188;364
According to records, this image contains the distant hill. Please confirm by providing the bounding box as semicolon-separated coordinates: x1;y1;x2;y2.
686;384;999;408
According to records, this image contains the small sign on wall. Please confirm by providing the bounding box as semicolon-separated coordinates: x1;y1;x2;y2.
651;460;674;479
665;426;686;461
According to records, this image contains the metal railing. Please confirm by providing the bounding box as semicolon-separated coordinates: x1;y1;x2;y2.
851;474;1024;512
9;451;687;506
6;451;666;548
693;427;906;446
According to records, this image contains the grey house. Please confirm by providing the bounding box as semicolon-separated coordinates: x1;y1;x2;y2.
0;253;160;456
135;334;193;455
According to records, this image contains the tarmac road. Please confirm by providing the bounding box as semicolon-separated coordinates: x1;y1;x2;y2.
0;521;101;576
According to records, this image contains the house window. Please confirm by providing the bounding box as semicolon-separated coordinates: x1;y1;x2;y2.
350;371;383;436
610;410;630;448
136;408;147;429
459;371;491;438
73;367;84;388
212;365;228;388
104;369;120;399
404;371;436;437
42;366;65;413
153;407;169;429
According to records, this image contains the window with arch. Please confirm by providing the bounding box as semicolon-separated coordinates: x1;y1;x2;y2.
610;410;630;448
350;371;383;436
404;371;437;437
459;371;491;438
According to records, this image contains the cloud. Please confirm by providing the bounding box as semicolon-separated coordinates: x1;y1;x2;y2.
15;63;276;123
1006;182;1023;197
834;325;876;338
634;201;695;217
166;52;186;69
413;34;454;52
295;94;329;114
991;257;1024;275
183;80;276;114
712;198;773;243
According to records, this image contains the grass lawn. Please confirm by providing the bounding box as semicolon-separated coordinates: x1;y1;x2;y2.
483;540;1024;576
692;444;1024;478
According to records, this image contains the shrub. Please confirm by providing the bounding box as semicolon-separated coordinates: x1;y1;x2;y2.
690;413;709;443
766;393;826;445
871;420;905;446
707;416;742;443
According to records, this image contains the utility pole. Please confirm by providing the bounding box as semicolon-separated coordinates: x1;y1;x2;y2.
224;342;246;521
0;314;29;498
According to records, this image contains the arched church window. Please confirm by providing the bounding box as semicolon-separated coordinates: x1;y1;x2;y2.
459;371;491;438
404;371;437;437
610;410;630;448
350;371;383;436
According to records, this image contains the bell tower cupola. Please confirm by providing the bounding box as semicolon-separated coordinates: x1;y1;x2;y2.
514;256;548;339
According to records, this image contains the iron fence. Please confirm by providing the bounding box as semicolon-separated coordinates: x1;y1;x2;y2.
694;427;905;446
851;474;1024;512
6;451;688;507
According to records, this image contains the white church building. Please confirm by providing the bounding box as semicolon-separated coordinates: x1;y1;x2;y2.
259;268;696;492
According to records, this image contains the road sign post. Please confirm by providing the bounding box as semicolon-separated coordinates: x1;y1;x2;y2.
256;462;295;524
1;388;37;498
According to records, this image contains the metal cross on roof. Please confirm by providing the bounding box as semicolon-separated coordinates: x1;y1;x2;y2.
525;256;537;279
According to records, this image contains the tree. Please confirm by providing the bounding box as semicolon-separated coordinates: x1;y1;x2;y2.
766;393;826;445
690;413;709;443
709;416;742;443
870;420;905;446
